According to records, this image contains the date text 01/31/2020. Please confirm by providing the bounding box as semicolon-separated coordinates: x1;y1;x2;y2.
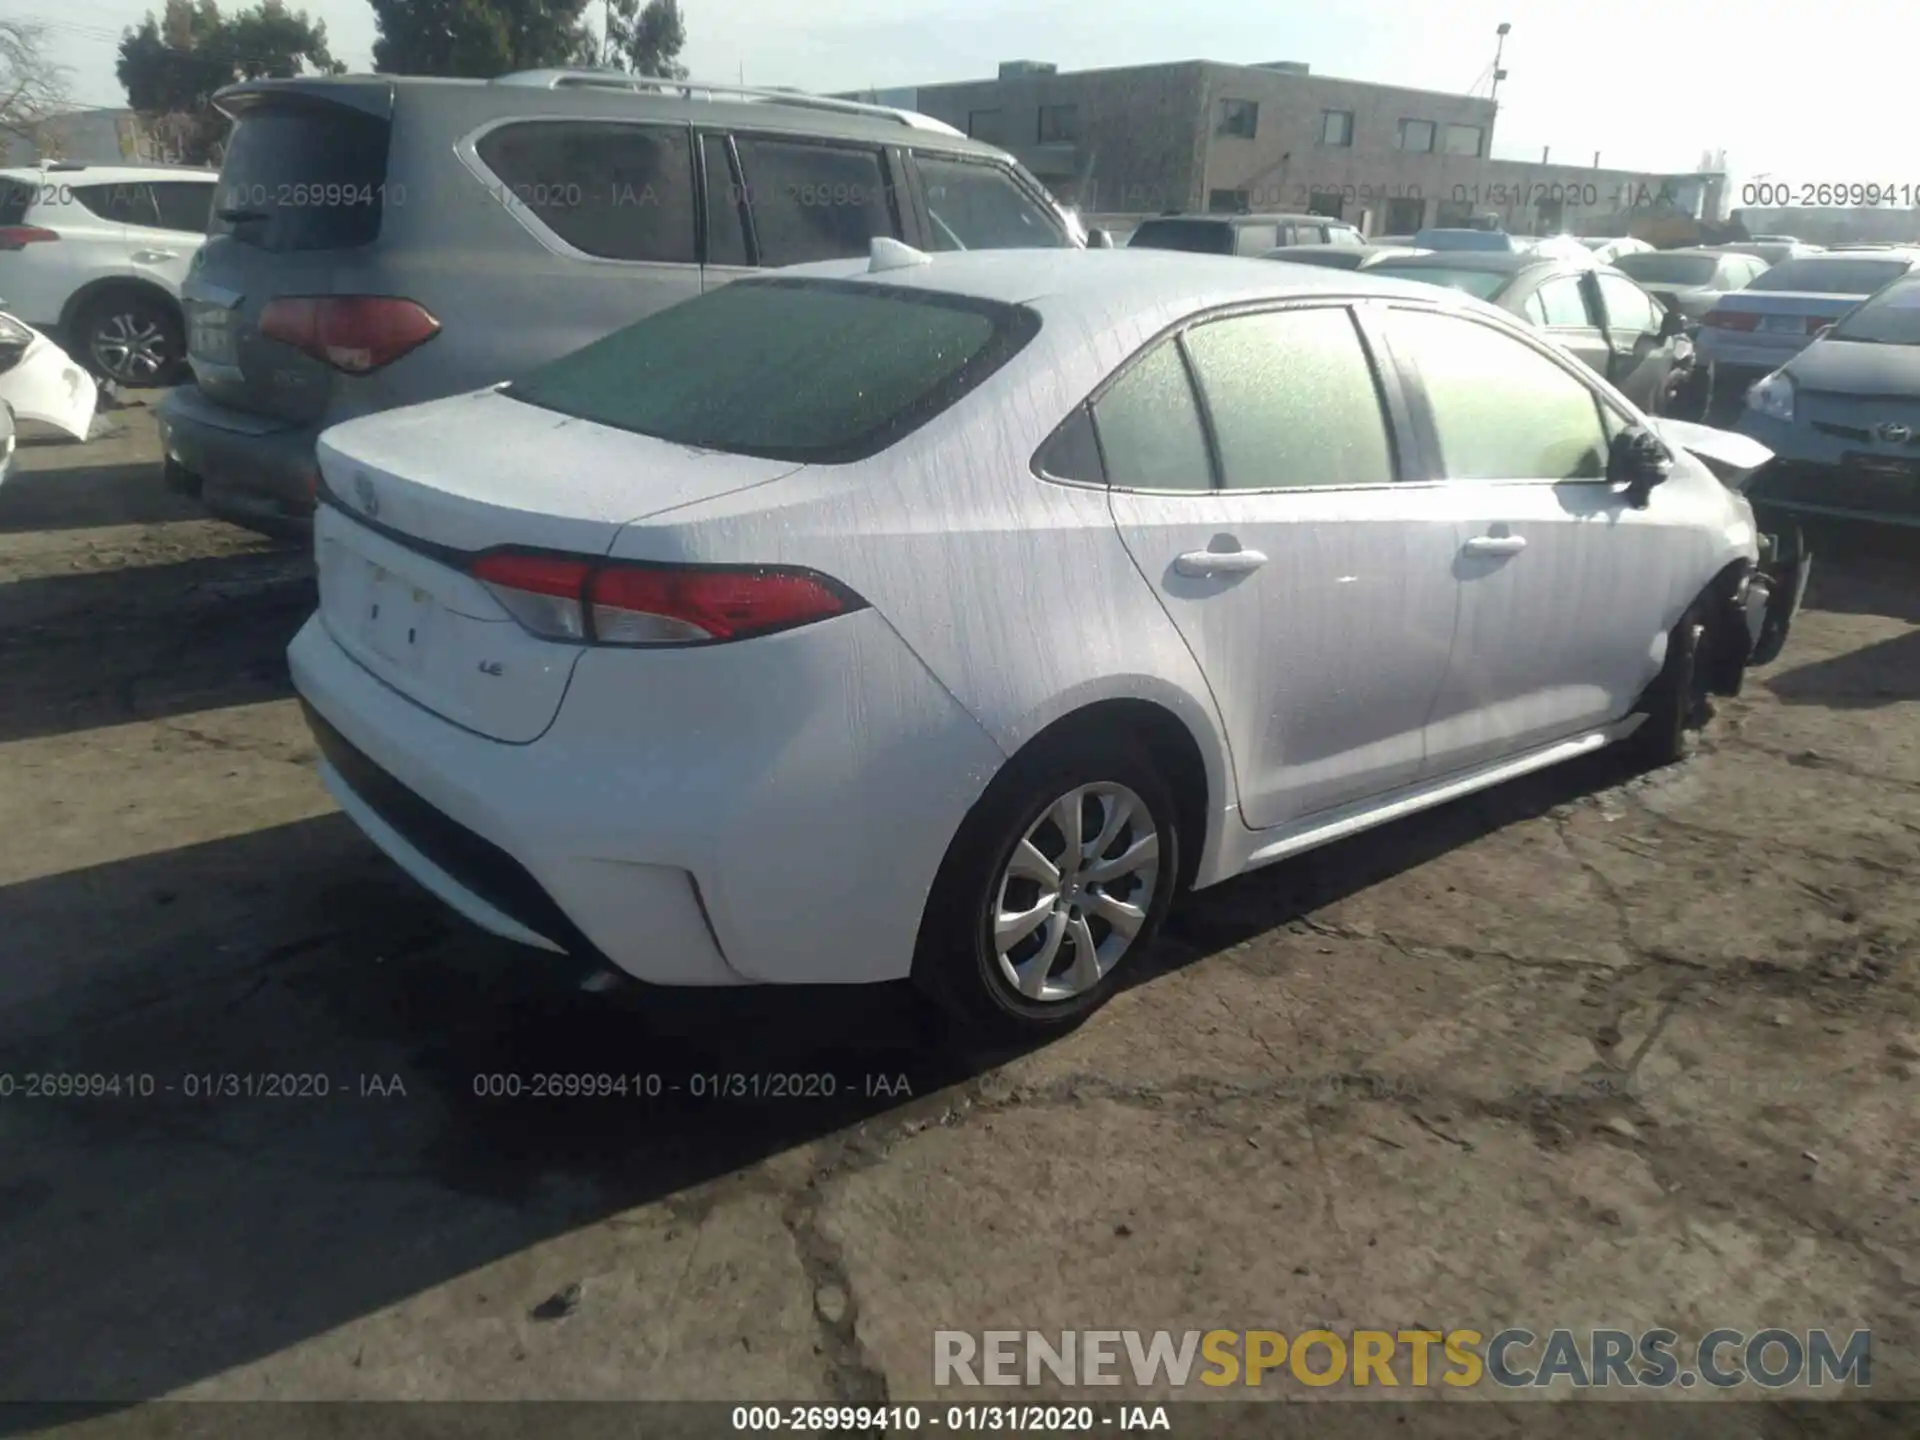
468;1071;915;1100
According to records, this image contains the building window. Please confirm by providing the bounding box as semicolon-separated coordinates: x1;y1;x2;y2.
1215;99;1259;138
966;110;1003;143
1308;191;1345;219
1037;104;1079;144
1536;197;1565;232
1320;110;1353;147
1433;198;1474;227
1444;124;1483;157
1396;119;1436;152
1208;188;1250;213
1385;196;1425;232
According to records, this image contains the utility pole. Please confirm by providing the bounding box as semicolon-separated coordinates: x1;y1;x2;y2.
1489;22;1510;107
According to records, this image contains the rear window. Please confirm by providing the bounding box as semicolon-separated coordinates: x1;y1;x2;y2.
1366;265;1511;300
1747;258;1910;295
1613;253;1719;286
504;278;1039;464
1128;220;1234;255
213;104;390;252
474;120;694;263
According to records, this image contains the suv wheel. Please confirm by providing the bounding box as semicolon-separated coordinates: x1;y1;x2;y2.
79;293;184;387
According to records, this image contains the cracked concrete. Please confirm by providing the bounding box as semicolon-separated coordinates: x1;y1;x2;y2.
0;408;1915;1418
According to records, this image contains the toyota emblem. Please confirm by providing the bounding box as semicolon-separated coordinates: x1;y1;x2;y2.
354;472;379;516
1876;422;1912;445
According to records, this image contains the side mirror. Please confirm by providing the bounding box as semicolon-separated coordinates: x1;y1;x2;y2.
1609;425;1673;508
1086;227;1115;250
1658;305;1687;338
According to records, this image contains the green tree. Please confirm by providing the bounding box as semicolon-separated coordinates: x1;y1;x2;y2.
602;0;686;77
117;0;342;163
370;0;595;77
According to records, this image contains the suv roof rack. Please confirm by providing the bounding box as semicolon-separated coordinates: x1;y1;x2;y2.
492;69;966;137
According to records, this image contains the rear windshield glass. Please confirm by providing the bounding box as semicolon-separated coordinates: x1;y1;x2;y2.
1414;230;1513;251
1747;258;1910;295
1613;253;1720;286
1365;265;1511;300
213;103;391;252
504;278;1039;463
1129;220;1234;255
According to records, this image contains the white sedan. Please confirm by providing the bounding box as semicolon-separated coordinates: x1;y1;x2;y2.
288;242;1805;1035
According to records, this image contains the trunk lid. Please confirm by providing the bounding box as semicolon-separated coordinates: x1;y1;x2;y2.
184;82;395;426
315;388;803;742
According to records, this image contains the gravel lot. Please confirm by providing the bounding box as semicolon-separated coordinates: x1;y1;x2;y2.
1;404;1915;1419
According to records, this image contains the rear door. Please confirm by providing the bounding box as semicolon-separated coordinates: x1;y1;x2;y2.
1521;271;1609;376
1593;271;1674;409
123;179;214;295
1103;303;1459;829
183;86;396;424
907;151;1073;251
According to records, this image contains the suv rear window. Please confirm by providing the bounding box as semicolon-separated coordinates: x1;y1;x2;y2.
504;277;1038;463
214;103;390;252
1128;220;1234;255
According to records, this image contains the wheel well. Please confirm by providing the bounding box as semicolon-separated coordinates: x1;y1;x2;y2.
58;279;181;339
1699;557;1754;695
1011;699;1211;893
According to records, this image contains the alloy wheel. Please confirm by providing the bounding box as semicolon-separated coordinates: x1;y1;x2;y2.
991;782;1160;1003
91;311;171;384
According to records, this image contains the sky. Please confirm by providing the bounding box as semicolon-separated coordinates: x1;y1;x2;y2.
17;0;1902;189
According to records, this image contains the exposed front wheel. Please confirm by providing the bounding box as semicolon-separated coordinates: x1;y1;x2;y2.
913;738;1181;1037
79;292;185;387
1632;607;1711;768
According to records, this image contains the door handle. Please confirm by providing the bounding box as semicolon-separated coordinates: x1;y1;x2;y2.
1174;548;1268;576
1462;535;1527;556
132;249;179;262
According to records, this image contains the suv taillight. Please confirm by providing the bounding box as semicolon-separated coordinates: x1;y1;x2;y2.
0;226;59;250
259;296;440;374
470;553;863;646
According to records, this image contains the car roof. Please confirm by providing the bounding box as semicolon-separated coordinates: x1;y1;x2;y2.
1364;250;1546;274
0;163;219;183
774;245;1476;315
1774;249;1920;264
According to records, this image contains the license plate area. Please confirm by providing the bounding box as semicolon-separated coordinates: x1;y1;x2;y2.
189;307;237;365
1759;314;1805;335
333;548;437;674
1844;451;1920;484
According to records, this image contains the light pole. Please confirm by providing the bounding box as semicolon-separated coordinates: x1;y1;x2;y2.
1490;23;1511;107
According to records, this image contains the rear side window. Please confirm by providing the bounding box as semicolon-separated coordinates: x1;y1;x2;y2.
700;136;749;266
733;137;898;266
475;121;694;263
916;154;1069;251
1596;274;1659;335
1748;258;1909;294
1128;220;1233;255
1183;308;1393;490
1089;341;1213;491
1528;275;1590;327
504;278;1034;463
215;104;390;251
1233;222;1278;254
151;181;216;233
74;182;161;226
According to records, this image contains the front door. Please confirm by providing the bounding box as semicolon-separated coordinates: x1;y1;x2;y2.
1098;303;1459;830
1378;305;1701;775
1593;270;1675;410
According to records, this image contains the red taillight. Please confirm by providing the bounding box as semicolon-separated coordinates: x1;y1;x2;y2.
0;225;59;250
1805;315;1831;335
470;553;856;646
1700;310;1758;331
259;296;441;374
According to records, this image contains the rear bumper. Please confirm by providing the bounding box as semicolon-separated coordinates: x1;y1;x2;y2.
155;386;322;538
287;604;1005;988
1695;332;1807;372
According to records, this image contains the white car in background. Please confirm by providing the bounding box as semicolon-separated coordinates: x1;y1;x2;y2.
0;304;97;447
0;163;219;387
289;242;1804;1035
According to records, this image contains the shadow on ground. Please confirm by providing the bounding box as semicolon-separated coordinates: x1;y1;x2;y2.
0;460;195;534
0;551;310;744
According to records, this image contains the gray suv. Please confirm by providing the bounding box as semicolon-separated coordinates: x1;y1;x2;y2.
158;69;1079;537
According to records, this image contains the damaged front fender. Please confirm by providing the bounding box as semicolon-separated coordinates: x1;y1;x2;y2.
0;317;98;443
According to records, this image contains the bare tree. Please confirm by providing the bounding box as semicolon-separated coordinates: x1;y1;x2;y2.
0;20;74;155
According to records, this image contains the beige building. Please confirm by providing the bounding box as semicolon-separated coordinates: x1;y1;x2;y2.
847;59;1726;239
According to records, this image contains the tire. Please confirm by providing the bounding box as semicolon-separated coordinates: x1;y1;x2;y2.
1632;606;1711;768
77;291;186;388
911;735;1182;1038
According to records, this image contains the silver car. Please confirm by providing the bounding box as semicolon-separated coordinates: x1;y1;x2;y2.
156;70;1080;538
1695;250;1920;414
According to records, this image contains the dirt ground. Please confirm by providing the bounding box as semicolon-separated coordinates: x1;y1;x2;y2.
0;404;1915;1423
